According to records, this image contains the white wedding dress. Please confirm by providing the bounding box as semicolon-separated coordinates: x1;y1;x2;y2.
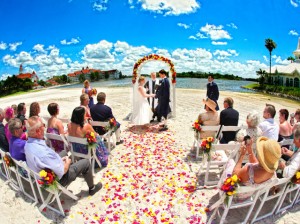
131;86;151;125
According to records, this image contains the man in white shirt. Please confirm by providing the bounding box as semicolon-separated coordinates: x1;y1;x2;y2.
258;103;279;140
279;127;300;178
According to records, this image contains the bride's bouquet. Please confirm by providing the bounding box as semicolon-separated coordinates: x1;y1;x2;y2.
88;88;97;97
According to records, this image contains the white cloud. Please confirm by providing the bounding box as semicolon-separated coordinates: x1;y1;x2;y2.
81;40;115;63
9;42;22;51
290;0;299;7
289;30;299;36
0;73;13;81
213;49;238;60
263;55;268;62
0;42;7;50
33;44;46;53
212;41;227;45
200;24;232;40
227;23;238;29
92;0;108;12
131;0;200;16
273;55;290;65
188;35;197;40
60;37;80;45
177;23;190;29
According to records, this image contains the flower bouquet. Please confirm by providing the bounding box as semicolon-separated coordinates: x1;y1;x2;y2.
221;174;240;206
86;131;97;150
3;154;15;167
88;88;97;97
291;171;300;184
192;119;202;140
38;168;58;190
105;117;117;132
200;137;214;161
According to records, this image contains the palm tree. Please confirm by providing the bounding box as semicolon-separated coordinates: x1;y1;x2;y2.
256;68;267;89
265;38;277;84
287;56;295;63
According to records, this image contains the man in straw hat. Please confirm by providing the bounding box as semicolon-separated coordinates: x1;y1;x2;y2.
233;136;281;184
278;127;300;178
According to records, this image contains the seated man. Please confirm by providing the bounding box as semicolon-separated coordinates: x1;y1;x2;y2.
220;97;239;143
258;103;279;141
8;118;26;161
278;127;300;178
0;108;9;152
24;116;102;195
90;92;123;145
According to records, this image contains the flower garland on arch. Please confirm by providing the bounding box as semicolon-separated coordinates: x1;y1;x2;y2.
132;54;176;84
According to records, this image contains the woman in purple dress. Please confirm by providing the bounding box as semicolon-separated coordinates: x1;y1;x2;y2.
82;80;94;108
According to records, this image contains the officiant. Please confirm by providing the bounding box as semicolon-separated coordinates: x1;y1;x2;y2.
144;72;159;122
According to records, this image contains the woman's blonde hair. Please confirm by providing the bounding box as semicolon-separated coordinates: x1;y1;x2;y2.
138;76;145;83
83;80;90;88
80;93;89;104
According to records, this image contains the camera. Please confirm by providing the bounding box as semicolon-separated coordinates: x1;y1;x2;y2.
243;135;251;145
291;113;295;118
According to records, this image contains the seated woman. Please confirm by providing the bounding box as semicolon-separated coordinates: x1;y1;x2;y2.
68;107;109;167
46;103;66;153
8;118;26;161
80;93;92;121
278;109;293;141
233;136;281;186
29;102;41;117
82;80;94;108
197;98;219;139
236;111;262;155
4;107;15;144
290;109;300;132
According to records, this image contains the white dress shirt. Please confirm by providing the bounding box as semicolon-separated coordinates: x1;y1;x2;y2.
258;118;279;140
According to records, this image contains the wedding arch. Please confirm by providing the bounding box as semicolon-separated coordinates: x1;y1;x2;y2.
132;54;176;117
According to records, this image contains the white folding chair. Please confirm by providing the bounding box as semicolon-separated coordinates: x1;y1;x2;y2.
45;133;69;152
193;125;221;159
30;169;78;216
251;177;291;223
10;158;39;204
41;116;70;124
208;180;275;224
279;139;294;147
197;143;241;186
275;179;300;214
89;120;116;152
1;151;20;191
0;147;9;179
67;135;101;175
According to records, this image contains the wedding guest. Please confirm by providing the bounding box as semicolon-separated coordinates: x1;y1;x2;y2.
68;107;109;167
82;80;94;108
206;75;219;111
90;92;123;145
258;104;279;140
29;102;41;117
46;103;65;153
4;107;15;144
16;102;27;126
233;136;281;185
220;97;239;143
290;109;300;132
197;98;219;139
80;93;92;121
0;108;9;152
11;104;17;117
25;116;102;195
278;127;300;178
278;109;293;141
144;72;159;122
8;118;26;161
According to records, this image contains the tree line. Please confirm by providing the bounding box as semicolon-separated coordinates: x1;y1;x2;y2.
0;75;34;97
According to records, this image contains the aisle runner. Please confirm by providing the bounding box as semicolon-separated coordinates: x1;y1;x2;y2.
69;127;208;223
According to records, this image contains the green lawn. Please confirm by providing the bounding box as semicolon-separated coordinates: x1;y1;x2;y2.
0;89;43;98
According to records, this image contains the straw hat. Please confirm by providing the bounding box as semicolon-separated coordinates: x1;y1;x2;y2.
256;136;281;173
202;98;217;112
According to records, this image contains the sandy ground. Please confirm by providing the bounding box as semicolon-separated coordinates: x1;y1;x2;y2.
0;86;300;223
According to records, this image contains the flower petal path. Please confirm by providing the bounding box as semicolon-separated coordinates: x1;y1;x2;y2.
68;125;209;223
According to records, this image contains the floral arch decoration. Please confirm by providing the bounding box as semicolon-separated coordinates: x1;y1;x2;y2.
132;54;176;84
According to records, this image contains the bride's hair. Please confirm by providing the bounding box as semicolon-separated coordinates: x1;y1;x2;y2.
138;76;145;83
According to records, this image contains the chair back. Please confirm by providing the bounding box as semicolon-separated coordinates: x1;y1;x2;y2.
279;139;294;147
89;120;109;128
42;116;70;124
45;133;69;152
66;135;91;163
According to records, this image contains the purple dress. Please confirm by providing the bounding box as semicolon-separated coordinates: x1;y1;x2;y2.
46;127;64;153
84;87;94;108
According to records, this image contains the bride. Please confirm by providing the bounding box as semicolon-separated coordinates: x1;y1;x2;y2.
132;76;155;125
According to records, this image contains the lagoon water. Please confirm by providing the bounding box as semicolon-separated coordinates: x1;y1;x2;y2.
57;77;256;93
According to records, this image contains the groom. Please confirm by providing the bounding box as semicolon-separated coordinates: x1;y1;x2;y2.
155;69;171;131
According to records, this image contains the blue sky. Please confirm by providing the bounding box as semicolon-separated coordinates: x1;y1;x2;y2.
0;0;300;80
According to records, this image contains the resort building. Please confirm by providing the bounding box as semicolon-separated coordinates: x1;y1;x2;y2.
16;64;39;87
268;38;300;88
67;67;121;82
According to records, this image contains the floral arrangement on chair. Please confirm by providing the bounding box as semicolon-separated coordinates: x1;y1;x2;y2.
200;137;214;161
105;118;117;132
221;174;240;205
88;88;97;97
38;168;58;190
291;171;300;184
86;131;97;149
192;119;202;140
3;154;15;167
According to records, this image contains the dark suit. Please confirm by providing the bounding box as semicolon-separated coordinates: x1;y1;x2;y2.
90;103;120;135
0;123;9;152
207;82;219;111
156;77;171;119
220;107;239;143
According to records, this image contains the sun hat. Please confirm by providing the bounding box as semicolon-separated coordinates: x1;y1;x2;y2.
256;136;281;173
202;98;217;112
